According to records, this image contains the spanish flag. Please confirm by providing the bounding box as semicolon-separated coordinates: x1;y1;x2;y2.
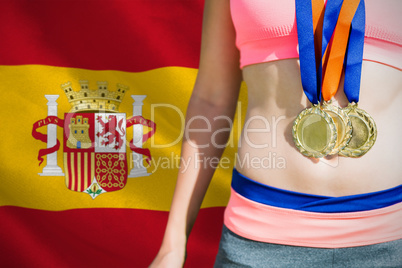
0;1;246;267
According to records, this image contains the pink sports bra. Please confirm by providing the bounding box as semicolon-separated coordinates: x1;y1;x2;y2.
230;0;402;70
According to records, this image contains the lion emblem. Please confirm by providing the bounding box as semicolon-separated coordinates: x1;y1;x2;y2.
96;115;125;150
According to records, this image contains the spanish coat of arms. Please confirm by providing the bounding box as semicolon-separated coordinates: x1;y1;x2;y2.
32;80;156;199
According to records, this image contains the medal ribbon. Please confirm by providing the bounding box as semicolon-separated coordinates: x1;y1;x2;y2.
295;0;324;105
344;0;365;103
296;0;362;103
321;0;361;101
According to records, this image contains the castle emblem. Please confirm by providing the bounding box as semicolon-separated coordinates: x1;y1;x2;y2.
66;115;92;149
32;80;156;199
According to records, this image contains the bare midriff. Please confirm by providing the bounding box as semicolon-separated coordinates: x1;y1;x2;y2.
236;59;402;196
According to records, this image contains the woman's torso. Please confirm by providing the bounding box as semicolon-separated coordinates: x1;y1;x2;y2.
232;0;402;196
237;60;402;196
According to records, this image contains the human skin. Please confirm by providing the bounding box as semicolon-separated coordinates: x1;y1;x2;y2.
150;0;402;267
238;59;402;196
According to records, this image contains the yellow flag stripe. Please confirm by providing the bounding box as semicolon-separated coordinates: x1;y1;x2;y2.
84;152;89;190
0;65;247;211
77;152;82;191
64;152;69;189
91;153;95;186
70;153;75;191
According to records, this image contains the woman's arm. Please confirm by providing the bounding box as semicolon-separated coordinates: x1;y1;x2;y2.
150;0;242;267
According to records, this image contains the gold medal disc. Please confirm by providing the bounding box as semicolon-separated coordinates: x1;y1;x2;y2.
292;105;337;158
339;103;377;157
321;102;352;155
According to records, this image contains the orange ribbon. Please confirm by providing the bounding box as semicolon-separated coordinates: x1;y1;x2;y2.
321;0;361;101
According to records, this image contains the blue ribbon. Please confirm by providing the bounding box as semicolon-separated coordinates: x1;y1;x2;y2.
295;0;344;104
296;0;365;104
231;169;402;213
295;0;320;104
344;0;365;103
322;0;344;57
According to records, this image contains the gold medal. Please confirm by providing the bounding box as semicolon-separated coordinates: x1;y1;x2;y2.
339;102;377;157
294;0;363;158
321;101;352;155
292;105;337;158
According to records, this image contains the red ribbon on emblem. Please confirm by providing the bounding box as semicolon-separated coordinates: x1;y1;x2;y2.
32;116;64;165
126;115;156;165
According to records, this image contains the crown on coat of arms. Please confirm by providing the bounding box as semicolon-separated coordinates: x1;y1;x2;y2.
62;80;128;113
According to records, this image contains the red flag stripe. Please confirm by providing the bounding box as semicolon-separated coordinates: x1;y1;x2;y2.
0;0;204;72
0;206;224;268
